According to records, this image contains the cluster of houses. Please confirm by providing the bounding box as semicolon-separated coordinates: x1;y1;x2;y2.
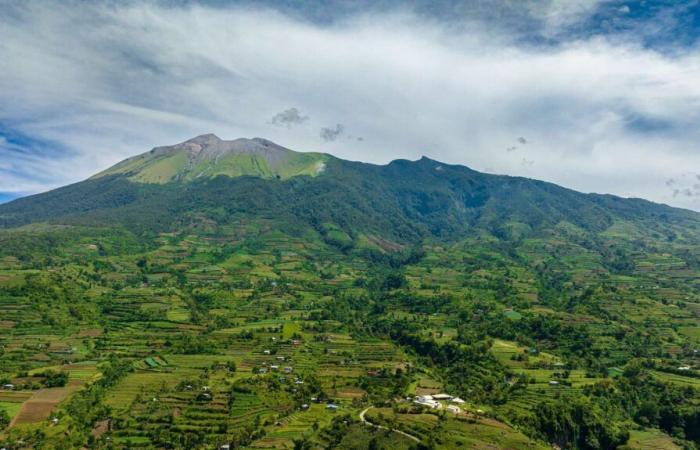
413;393;465;414
265;337;302;346
197;385;212;401
265;364;293;373
258;352;294;374
304;397;339;412
259;340;302;374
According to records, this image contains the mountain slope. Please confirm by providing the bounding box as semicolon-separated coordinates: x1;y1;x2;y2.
1;135;699;245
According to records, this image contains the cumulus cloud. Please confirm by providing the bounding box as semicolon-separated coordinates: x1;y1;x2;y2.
536;0;608;35
666;173;700;198
320;124;345;142
1;1;700;211
270;107;309;127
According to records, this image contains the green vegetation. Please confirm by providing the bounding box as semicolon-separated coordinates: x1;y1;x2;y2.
92;135;328;184
1;140;700;449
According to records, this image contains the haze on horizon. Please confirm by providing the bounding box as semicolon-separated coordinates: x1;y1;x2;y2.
1;0;700;210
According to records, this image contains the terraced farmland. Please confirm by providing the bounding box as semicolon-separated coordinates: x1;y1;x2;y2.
1;200;700;449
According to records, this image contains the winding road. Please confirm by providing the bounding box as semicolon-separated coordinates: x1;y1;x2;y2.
358;406;422;444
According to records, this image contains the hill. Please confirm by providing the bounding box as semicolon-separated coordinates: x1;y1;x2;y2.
1;136;700;450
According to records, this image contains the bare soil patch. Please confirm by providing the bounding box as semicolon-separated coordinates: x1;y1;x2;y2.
10;381;83;426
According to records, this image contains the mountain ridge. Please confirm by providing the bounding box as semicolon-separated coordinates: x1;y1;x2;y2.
1;135;699;247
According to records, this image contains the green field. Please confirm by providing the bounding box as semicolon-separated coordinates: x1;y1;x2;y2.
0;402;22;420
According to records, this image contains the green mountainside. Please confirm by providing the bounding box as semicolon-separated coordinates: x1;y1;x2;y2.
2;135;697;243
92;134;328;183
1;136;700;450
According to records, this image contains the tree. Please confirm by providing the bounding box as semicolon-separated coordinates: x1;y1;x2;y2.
0;409;9;429
293;437;312;450
532;398;629;450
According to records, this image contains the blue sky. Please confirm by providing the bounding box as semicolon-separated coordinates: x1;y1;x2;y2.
1;0;700;209
0;193;18;204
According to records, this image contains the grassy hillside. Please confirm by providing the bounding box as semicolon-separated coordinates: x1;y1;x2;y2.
92;135;328;183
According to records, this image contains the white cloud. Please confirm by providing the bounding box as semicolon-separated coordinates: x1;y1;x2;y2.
1;1;700;211
535;0;607;34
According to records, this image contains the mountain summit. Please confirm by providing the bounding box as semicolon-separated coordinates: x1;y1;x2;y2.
93;134;328;183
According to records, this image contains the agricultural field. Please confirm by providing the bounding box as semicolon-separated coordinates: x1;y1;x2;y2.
0;210;700;449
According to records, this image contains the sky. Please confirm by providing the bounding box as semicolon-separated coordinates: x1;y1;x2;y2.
1;0;700;209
